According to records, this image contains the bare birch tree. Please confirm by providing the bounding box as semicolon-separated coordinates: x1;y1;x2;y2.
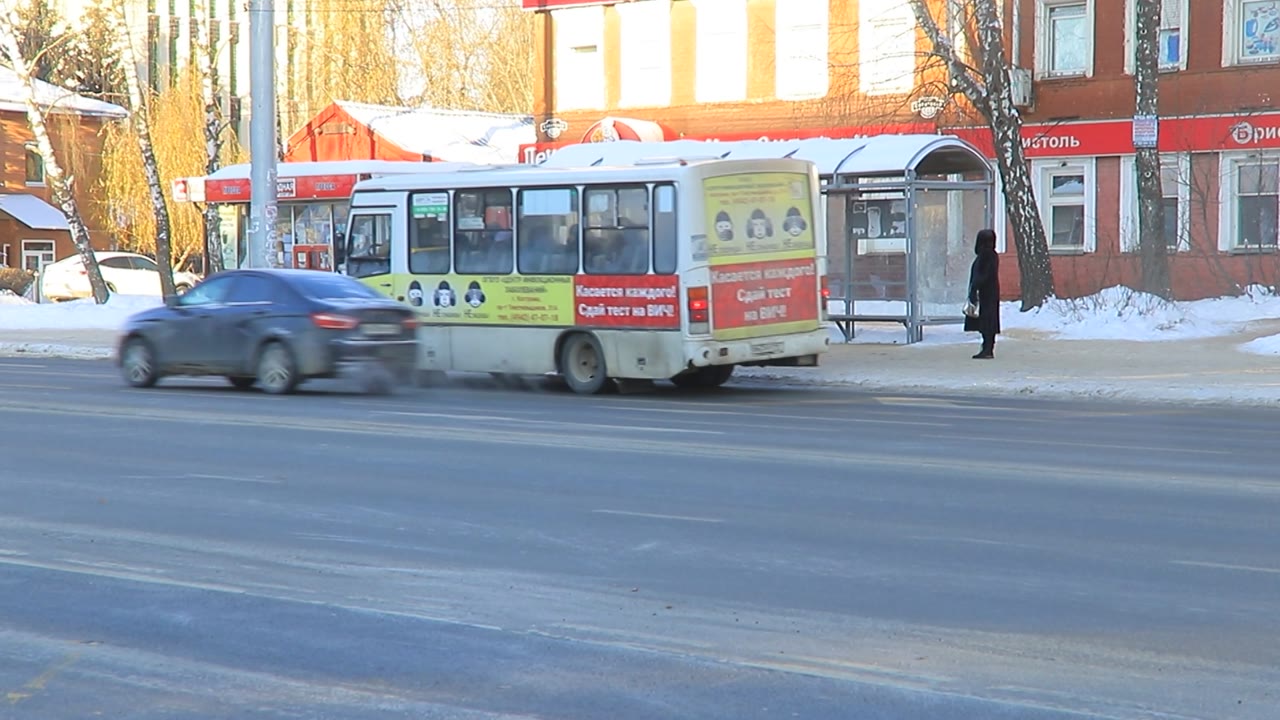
0;8;110;303
1133;0;1171;298
113;0;177;297
192;0;226;273
388;0;535;113
292;0;401;129
910;0;1056;309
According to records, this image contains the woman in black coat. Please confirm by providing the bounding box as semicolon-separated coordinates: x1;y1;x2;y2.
964;229;1001;359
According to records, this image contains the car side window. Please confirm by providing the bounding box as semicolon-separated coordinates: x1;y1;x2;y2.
101;257;132;269
226;275;281;304
178;275;236;306
131;256;159;272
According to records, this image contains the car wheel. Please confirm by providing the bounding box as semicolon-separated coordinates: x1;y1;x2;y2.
226;376;256;390
175;283;192;295
559;333;610;395
671;364;735;390
120;337;159;388
256;342;299;395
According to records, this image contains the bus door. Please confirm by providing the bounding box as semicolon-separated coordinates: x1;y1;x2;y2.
343;212;394;297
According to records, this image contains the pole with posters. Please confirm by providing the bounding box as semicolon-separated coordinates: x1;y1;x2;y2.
247;0;278;268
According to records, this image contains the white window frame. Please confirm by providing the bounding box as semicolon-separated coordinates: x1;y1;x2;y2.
1032;158;1097;253
553;6;606;112
1224;0;1280;66
1123;0;1190;73
1034;0;1095;78
693;0;747;103
1118;154;1192;253
1217;152;1280;251
859;0;917;96
617;0;672;108
775;0;829;101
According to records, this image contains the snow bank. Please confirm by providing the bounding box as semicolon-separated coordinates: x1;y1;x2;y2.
0;294;160;330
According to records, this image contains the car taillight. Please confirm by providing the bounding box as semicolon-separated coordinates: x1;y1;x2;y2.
311;312;359;330
687;285;710;335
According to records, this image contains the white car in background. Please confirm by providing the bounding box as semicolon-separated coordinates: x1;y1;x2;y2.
40;252;202;302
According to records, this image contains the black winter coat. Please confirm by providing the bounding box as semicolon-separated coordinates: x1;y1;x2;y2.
963;248;1001;335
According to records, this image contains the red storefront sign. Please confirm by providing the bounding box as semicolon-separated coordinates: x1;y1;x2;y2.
203;174;360;203
519;123;933;164
574;274;680;328
951;112;1280;158
710;258;819;330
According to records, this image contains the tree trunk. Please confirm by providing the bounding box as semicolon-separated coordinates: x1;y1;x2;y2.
0;12;110;304
910;0;1056;309
115;1;178;298
194;0;226;273
1134;0;1171;298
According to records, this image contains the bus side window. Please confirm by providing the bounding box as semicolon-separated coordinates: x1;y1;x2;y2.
456;189;514;275
585;186;649;275
346;214;391;278
518;187;579;275
653;184;677;274
409;191;451;274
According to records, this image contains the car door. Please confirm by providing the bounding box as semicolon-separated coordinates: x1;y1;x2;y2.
163;274;238;371
217;274;290;374
128;255;164;295
98;256;134;293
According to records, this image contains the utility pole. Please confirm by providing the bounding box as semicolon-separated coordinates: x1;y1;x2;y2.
247;0;278;268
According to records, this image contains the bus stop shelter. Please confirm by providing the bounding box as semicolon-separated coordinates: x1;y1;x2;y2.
541;135;994;343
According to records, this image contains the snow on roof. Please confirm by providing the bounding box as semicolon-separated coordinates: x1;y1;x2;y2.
540;135;990;177
205;159;476;180
0;193;69;230
334;101;535;164
0;65;128;118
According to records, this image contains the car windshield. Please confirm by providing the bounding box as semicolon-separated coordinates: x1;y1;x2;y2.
289;273;383;300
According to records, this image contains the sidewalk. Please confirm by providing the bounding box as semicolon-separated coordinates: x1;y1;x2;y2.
3;325;1280;407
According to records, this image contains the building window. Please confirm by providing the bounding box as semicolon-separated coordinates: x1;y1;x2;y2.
1225;0;1280;65
553;6;605;111
617;1;672;108
1124;0;1188;72
859;0;917;96
775;0;828;100
1036;1;1093;77
25;145;45;185
1220;157;1279;250
1119;155;1191;252
693;0;746;103
1033;160;1096;252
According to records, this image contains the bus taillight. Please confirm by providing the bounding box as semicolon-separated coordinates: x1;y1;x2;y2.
687;285;710;334
820;275;830;299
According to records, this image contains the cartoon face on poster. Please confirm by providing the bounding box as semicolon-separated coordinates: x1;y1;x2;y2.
702;172;816;262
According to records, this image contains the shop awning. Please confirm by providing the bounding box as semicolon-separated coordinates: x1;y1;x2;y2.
0;193;68;231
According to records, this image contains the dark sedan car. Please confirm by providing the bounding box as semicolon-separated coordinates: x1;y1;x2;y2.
117;269;419;394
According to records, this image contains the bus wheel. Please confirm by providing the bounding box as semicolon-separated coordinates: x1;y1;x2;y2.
560;333;609;395
671;364;735;390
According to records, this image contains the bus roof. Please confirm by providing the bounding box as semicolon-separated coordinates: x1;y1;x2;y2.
351;157;816;193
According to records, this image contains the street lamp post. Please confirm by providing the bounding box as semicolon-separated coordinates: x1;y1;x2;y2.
247;0;278;268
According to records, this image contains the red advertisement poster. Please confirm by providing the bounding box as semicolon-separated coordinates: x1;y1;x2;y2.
574;275;680;329
710;258;819;340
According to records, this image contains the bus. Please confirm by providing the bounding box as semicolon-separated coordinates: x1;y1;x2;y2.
342;157;831;394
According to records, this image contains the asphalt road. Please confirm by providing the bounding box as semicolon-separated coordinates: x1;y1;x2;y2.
0;358;1277;720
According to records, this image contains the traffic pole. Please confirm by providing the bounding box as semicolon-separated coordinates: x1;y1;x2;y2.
247;0;278;268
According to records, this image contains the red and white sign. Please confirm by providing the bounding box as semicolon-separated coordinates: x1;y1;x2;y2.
520;123;933;164
710;258;819;331
951;112;1280;158
574;274;680;329
201;174;360;203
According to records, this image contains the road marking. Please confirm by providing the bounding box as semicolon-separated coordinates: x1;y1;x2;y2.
378;410;725;435
0;383;72;390
5;652;80;705
184;473;281;485
601;405;949;427
907;535;1046;551
593;509;723;523
1170;560;1280;575
922;434;1234;455
0;362;47;368
375;410;522;422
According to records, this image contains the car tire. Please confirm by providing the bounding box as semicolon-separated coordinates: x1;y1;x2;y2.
256;341;300;395
671;364;735;390
226;376;256;390
120;337;160;388
559;333;610;395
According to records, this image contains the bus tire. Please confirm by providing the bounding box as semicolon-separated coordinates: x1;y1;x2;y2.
671;364;735;390
559;332;610;395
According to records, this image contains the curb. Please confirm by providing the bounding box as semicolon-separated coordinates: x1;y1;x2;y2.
0;343;115;360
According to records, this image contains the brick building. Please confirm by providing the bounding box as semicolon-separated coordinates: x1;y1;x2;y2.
522;0;1280;299
0;67;127;274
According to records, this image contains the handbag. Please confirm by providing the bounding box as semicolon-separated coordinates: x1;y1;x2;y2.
963;301;979;318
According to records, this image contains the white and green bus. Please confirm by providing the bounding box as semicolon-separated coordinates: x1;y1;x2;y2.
342;157;830;394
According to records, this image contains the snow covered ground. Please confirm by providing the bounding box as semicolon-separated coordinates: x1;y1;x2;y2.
3;286;1280;351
